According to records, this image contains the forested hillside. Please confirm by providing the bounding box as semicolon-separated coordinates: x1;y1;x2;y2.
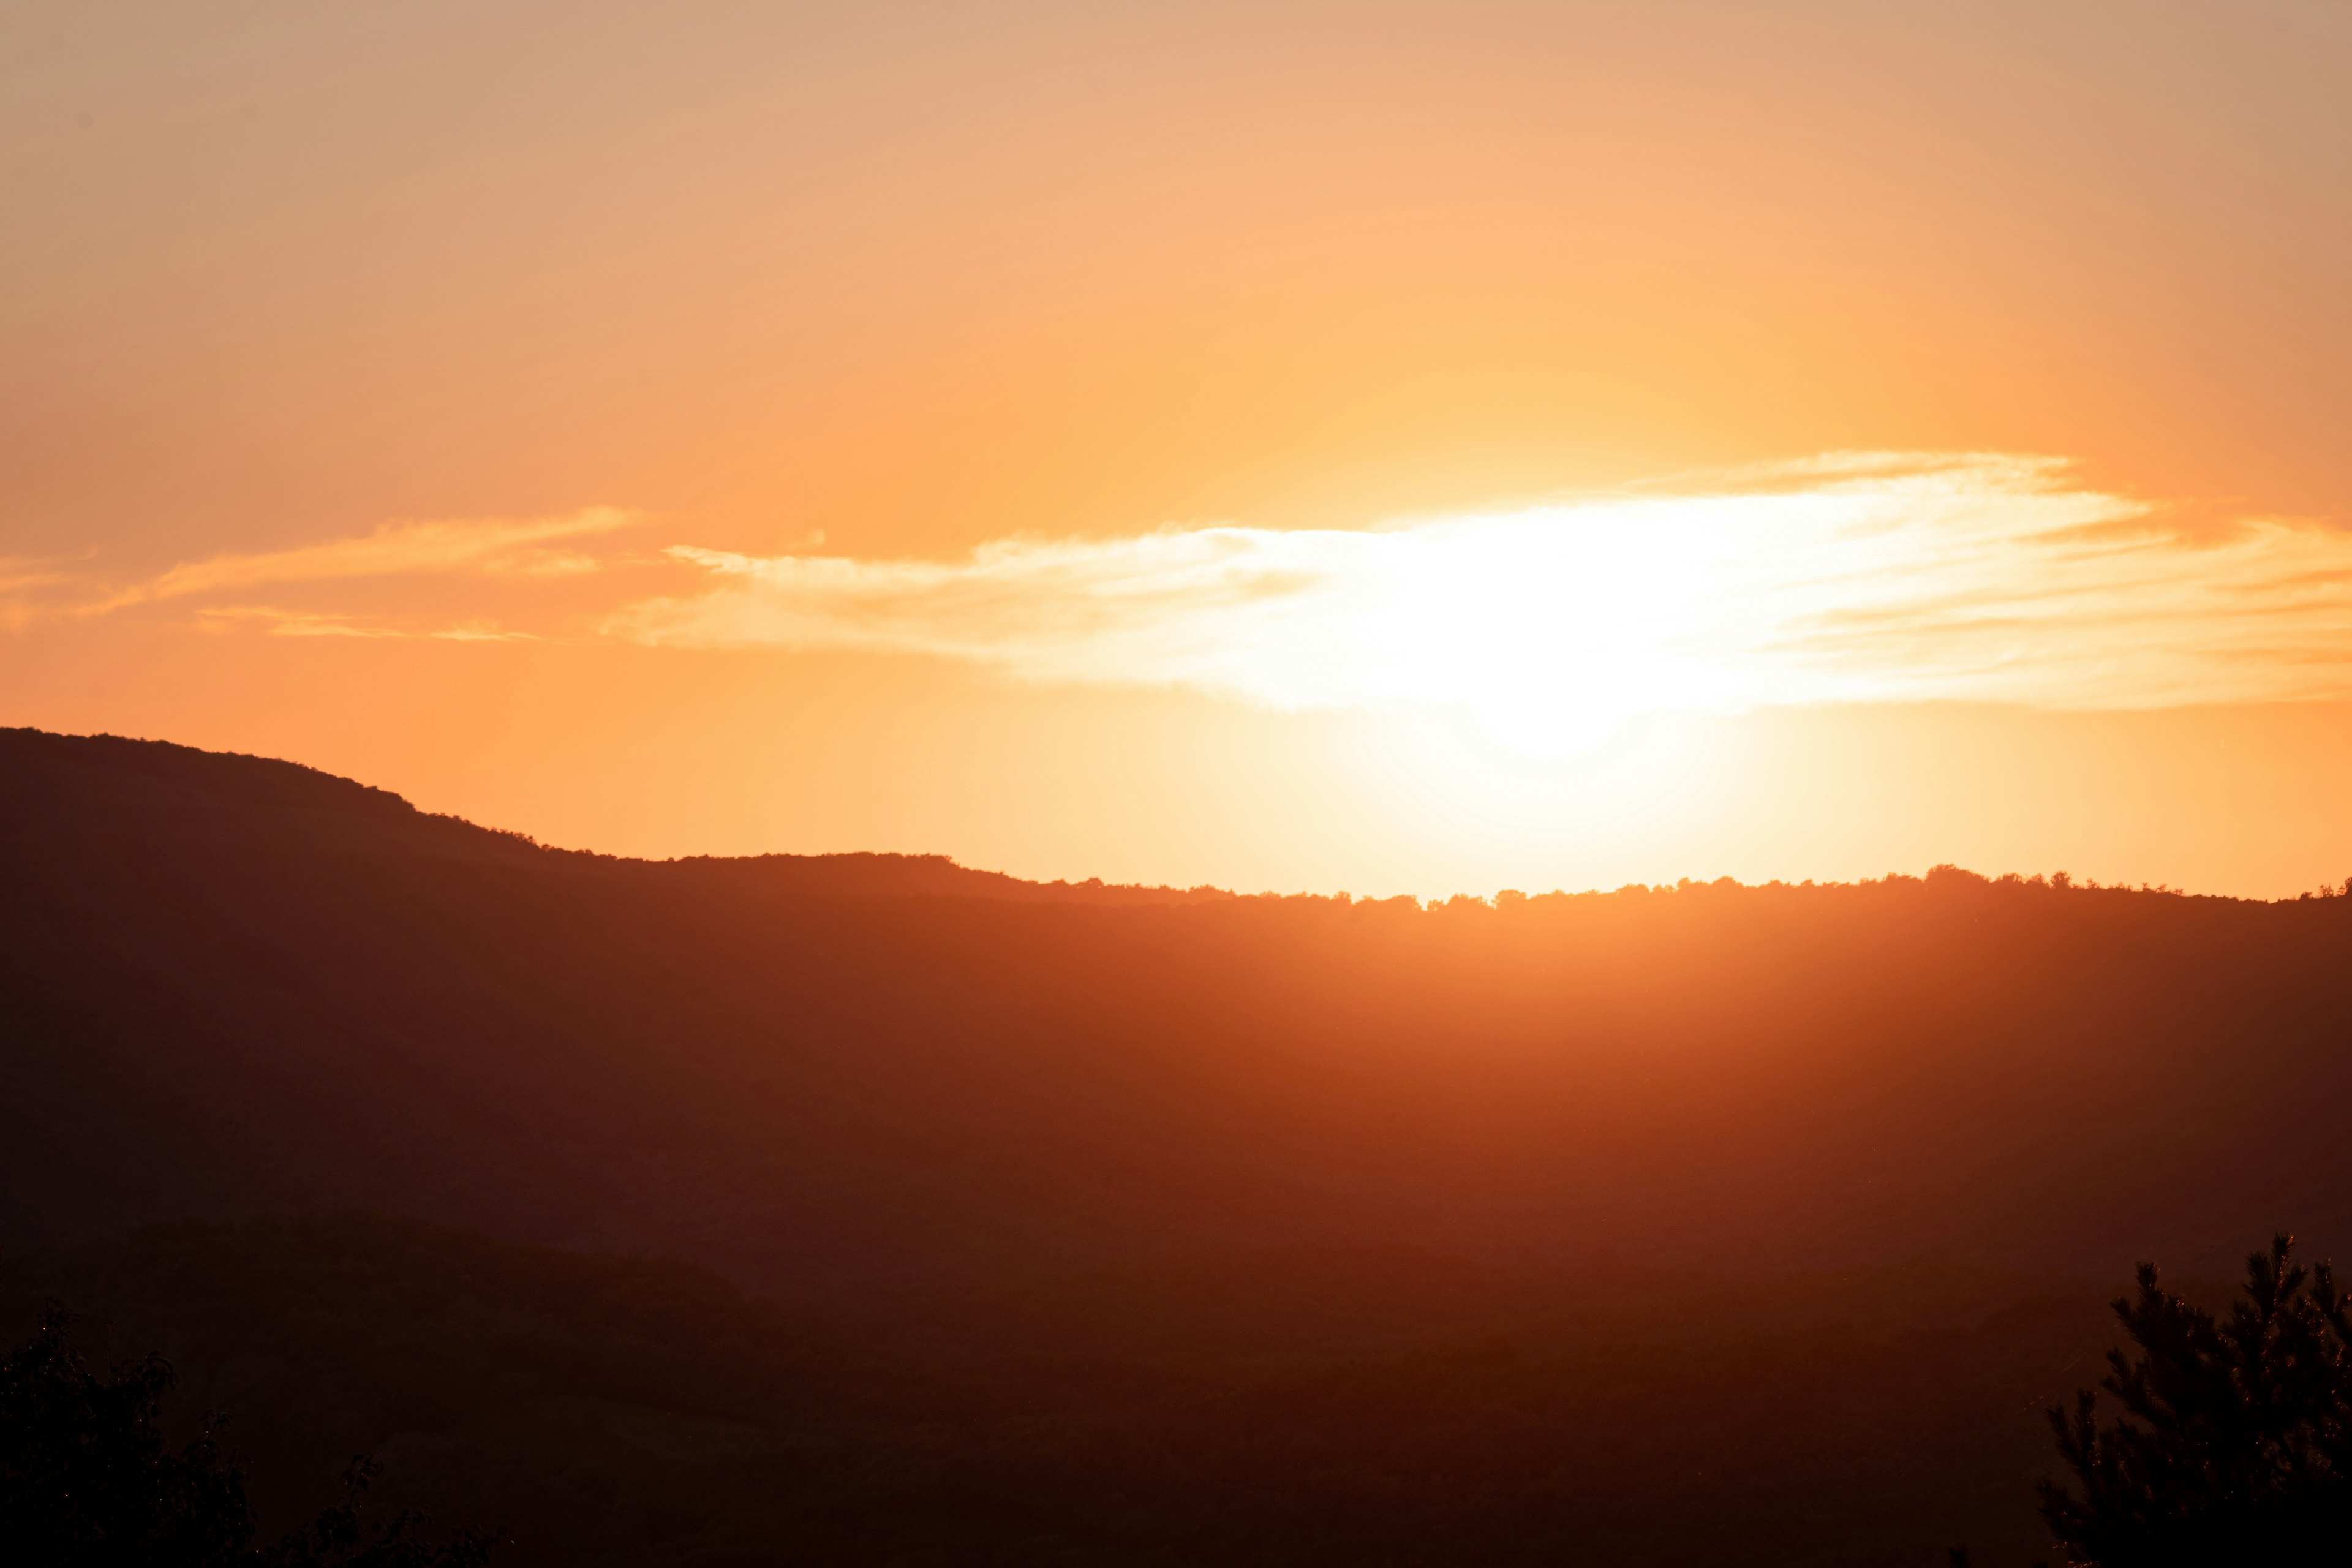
5;726;2350;1564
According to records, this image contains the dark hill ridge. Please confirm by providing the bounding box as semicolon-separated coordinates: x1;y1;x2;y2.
8;720;2351;1295
9;723;2352;1565
0;726;1231;903
1;728;424;820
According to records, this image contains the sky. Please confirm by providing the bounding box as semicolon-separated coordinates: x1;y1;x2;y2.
6;0;2351;897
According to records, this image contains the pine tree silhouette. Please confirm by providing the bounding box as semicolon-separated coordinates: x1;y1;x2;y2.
0;1303;496;1567
2038;1234;2352;1565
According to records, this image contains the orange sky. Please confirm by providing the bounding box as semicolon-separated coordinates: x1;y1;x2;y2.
6;0;2351;897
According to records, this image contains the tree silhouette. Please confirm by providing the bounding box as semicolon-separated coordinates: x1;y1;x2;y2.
2038;1234;2352;1565
264;1456;497;1568
0;1304;495;1567
1;1305;252;1565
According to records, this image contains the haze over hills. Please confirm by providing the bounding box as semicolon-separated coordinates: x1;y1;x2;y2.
7;724;2349;1291
6;725;2351;1564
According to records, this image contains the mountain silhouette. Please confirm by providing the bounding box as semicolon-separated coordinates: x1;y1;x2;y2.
7;724;2351;1564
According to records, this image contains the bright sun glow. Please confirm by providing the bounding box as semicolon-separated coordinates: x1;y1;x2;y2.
611;453;2352;754
36;453;2352;761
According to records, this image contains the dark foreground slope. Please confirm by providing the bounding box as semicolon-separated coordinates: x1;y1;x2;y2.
5;1213;2119;1568
5;726;2351;1564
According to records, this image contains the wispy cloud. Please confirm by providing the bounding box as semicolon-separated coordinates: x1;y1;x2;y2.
31;462;2352;748
0;560;71;594
197;605;538;642
88;508;636;614
0;556;86;633
608;454;2352;749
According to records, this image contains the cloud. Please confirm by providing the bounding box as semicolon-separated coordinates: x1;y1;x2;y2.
197;605;538;642
0;560;70;594
608;454;2352;750
0;557;83;634
89;508;636;614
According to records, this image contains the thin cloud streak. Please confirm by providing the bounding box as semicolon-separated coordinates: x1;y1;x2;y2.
86;508;636;614
0;562;70;594
0;557;80;632
609;454;2352;748
197;606;539;642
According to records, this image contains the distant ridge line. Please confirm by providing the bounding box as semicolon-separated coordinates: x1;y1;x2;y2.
6;725;2340;906
0;725;1234;908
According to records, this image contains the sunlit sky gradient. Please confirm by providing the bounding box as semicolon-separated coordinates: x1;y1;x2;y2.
6;1;2351;897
